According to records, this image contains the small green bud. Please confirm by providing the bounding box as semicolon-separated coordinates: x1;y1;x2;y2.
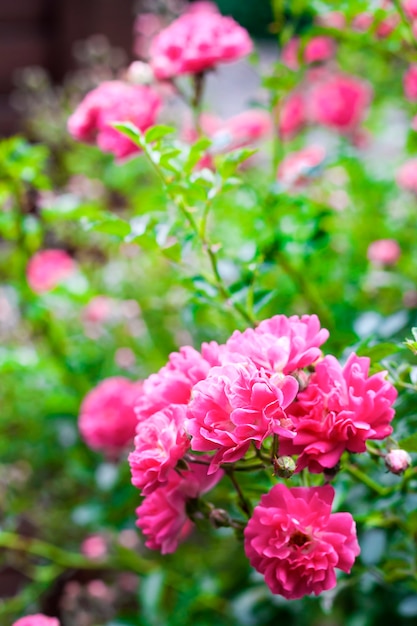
273;456;296;478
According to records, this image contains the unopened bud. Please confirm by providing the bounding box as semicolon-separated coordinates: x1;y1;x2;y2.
385;449;412;475
273;456;296;478
209;508;231;528
126;61;154;85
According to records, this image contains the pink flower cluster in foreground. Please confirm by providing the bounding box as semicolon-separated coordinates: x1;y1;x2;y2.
127;313;397;597
68;81;161;160
244;484;360;600
13;616;60;626
149;6;252;80
79;377;143;456
27;249;75;294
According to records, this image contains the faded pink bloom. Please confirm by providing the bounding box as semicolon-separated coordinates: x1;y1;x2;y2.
186;1;219;13
316;12;346;30
385;449;412;474
68;81;161;160
352;12;374;31
27;249;75;294
224;314;329;376
13;617;60;626
396;159;417;193
213;109;272;150
403;0;417;19
304;36;335;64
309;73;372;133
244;484;360;600
277;145;326;187
367;239;401;266
281;38;300;70
135;344;220;423
149;10;252;80
186;362;298;473
282;354;397;472
136;462;223;554
278;92;307;139
375;14;399;38
404;65;417;101
81;534;108;560
83;295;114;324
79;377;143;455
129;405;190;495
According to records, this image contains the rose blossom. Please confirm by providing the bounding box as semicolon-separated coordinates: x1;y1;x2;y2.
281;354;397;472
135;343;220;423
149;9;252;80
404;65;417;101
68;81;161;160
129;405;190;495
396;159;417;193
79;377;143;455
385;449;412;474
367;239;401;266
278;92;307;139
316;12;346;30
403;0;417;19
244;484;360;600
13;617;60;626
27;249;75;293
212;109;272;151
136;462;223;554
186;362;298;473
81;534;108;560
224;314;329;376
277;145;326;187
304;36;335;64
309;73;372;133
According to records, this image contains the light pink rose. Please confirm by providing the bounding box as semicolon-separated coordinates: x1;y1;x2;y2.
385;449;412;474
396;158;417;193
135;344;221;423
26;249;75;294
309;73;372;133
404;65;417;101
281;354;397;472
403;0;417;19
82;295;114;324
186;362;298;473
13;616;60;626
281;38;300;70
278;92;307;139
244;484;360;600
277;145;326;187
352;12;374;31
68;81;161;160
129;405;190;495
316;12;346;30
149;11;252;80
79;377;143;455
81;534;108;560
367;239;401;266
213;109;272;150
224;314;329;375
136;461;223;554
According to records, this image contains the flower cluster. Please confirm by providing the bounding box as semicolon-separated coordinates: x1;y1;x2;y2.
128;314;397;598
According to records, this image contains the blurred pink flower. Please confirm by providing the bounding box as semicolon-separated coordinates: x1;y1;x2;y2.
186;362;297;473
309;73;372;133
68;81;161;160
385;449;412;474
136;461;223;554
316;12;346;30
27;249;75;294
278;92;307;139
185;1;219;13
13;616;59;626
403;0;417;19
404;65;417;101
367;239;401;265
129;405;190;494
213;109;272;150
282;354;397;472
281;38;300;70
244;484;360;599
149;10;252;79
83;295;114;324
396;158;417;193
304;36;336;64
79;377;143;455
277;145;326;187
352;12;374;31
81;534;108;560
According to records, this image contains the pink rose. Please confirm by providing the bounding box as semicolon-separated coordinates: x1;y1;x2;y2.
186;362;298;473
277;145;326;187
82;295;114;324
26;249;75;294
278;92;307;139
68;81;161;160
304;36;336;64
403;0;417;19
282;354;397;472
136;462;223;554
212;109;272;151
13;616;60;626
367;239;401;266
404;65;417;101
79;377;143;455
396;158;417;193
129;405;190;495
309;73;372;133
244;484;360;599
81;534;108;560
149;10;252;80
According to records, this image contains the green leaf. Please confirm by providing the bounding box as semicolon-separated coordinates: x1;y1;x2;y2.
144;125;176;144
398;434;417;453
112;121;144;147
81;215;131;238
356;342;401;362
